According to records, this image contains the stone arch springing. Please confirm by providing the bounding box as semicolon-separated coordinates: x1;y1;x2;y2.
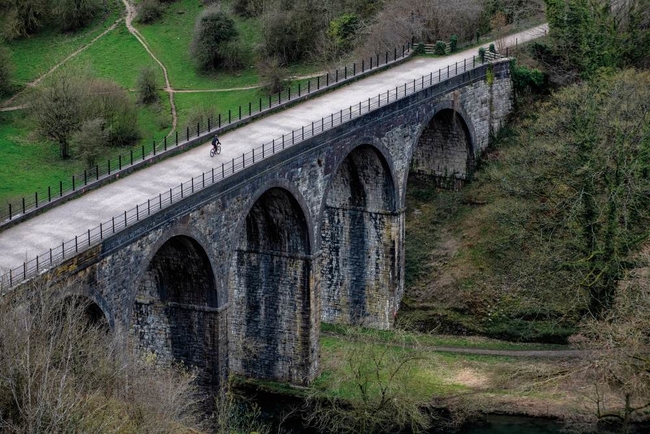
132;235;220;387
410;107;475;189
63;295;110;330
321;144;399;329
230;187;315;384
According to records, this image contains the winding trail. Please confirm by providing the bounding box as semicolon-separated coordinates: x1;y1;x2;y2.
1;18;123;109
121;0;177;136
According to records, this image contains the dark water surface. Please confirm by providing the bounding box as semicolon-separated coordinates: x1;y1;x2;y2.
460;415;562;434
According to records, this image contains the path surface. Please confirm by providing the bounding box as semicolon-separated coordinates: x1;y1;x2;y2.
121;0;178;135
0;24;548;274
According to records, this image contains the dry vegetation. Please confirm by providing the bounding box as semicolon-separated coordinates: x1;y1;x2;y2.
0;280;205;433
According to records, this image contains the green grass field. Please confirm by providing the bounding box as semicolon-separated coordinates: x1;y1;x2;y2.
4;0;123;92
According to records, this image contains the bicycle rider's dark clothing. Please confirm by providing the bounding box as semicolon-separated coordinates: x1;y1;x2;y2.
212;136;220;147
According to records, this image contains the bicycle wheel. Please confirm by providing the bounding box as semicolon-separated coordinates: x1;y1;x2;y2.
216;145;221;155
210;148;216;157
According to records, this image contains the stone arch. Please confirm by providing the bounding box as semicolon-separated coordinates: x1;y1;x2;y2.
320;143;400;329
407;101;476;192
62;294;110;330
131;233;220;388
229;186;316;384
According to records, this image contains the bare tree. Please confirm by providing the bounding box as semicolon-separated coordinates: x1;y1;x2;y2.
31;70;84;159
0;280;205;433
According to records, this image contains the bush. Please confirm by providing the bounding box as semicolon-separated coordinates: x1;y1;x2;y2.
510;59;546;95
232;0;263;17
136;66;159;104
434;41;446;55
327;13;360;55
190;7;238;72
72;118;108;167
0;45;12;96
136;0;164;24
415;41;425;54
51;0;102;32
450;34;458;52
259;5;319;65
218;39;251;71
257;56;288;94
478;47;486;62
84;79;140;147
489;43;496;53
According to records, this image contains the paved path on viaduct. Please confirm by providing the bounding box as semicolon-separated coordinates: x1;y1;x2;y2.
0;25;546;277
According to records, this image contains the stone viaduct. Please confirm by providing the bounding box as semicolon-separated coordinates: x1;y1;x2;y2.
18;60;513;389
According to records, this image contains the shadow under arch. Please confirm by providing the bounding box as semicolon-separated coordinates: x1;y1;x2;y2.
404;101;476;199
320;143;400;329
131;234;220;388
229;186;315;384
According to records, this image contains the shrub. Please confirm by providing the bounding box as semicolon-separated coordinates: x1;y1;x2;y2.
51;0;103;32
478;47;486;62
489;43;496;53
510;59;546;95
259;5;319;65
257;56;288;94
0;0;49;39
84;79;140;147
72;118;108;167
190;7;238;72
218;39;251;71
434;41;446;55
136;0;164;24
415;41;425;54
232;0;263;17
0;45;12;96
136;66;159;104
450;34;458;52
327;13;360;55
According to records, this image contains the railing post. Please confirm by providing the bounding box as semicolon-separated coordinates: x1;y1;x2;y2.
96;165;99;180
60;180;63;197
119;155;122;170
35;192;38;208
22;197;25;214
48;186;51;202
197;122;200;137
72;175;75;191
353;62;356;75
175;131;178;146
186;126;189;142
317;76;320;89
239;105;242;120
153;140;156;156
344;66;347;79
362;60;365;72
298;83;301;96
84;170;87;185
249;102;252;116
228;109;231;124
208;117;211;132
218;113;221;128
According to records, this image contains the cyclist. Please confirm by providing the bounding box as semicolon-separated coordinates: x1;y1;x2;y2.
211;134;221;151
210;134;221;157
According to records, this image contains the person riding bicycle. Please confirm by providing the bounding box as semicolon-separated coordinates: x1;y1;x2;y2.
211;134;221;151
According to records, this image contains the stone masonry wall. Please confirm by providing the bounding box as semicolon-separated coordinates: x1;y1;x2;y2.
29;60;513;389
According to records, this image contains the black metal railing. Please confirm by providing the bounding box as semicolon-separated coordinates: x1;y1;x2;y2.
0;41;418;228
0;53;505;291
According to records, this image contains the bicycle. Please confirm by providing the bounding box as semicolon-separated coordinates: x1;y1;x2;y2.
210;141;221;157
